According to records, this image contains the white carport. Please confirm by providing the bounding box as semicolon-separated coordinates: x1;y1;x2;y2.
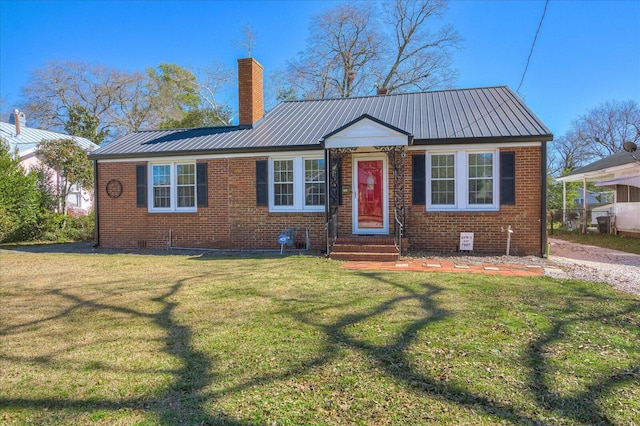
557;151;640;235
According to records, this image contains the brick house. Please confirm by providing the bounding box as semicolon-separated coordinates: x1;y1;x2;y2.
90;58;553;258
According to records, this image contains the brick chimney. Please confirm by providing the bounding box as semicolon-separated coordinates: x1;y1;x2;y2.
237;58;264;126
13;109;23;135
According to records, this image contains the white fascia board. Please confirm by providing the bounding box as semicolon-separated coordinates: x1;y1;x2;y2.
408;141;542;151
324;118;408;149
557;162;640;183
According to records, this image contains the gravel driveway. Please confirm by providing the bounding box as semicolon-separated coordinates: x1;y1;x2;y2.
546;237;640;296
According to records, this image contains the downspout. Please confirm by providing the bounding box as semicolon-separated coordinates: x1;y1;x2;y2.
541;141;548;258
93;160;100;247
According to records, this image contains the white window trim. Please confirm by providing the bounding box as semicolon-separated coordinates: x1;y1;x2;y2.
426;149;499;212
148;162;197;213
427;151;457;210
269;156;325;213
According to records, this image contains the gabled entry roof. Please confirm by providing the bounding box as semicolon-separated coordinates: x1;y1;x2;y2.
322;114;412;149
91;86;552;160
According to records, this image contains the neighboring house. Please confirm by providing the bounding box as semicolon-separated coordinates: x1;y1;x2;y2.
0;111;99;215
557;151;640;237
573;187;612;206
89;58;553;257
569;187;615;226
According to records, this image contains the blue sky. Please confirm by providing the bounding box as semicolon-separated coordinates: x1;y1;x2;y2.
1;0;638;137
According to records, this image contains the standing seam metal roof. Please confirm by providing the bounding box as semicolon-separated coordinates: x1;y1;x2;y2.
90;86;552;159
0;122;98;157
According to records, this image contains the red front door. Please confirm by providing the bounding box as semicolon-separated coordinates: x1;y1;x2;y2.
354;157;387;233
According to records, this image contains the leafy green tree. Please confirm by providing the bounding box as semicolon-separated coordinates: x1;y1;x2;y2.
147;63;200;127
547;174;579;211
21;60;235;139
35;139;93;214
64;104;109;144
159;107;232;129
0;140;40;241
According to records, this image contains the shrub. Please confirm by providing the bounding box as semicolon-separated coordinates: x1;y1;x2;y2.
0;141;40;242
34;212;95;242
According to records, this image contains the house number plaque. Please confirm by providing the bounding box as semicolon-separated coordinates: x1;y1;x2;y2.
106;179;123;198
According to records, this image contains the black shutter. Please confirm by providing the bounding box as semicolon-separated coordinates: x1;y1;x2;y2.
337;162;343;205
197;162;208;207
335;159;342;206
136;164;147;207
412;154;426;205
256;160;268;206
500;152;516;205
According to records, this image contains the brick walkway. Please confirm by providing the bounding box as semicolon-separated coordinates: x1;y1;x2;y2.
340;259;545;277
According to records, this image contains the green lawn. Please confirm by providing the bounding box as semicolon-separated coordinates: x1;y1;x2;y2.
1;250;639;425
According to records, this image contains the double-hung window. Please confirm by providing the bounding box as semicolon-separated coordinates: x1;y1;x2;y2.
430;153;456;206
426;150;498;211
304;159;325;207
176;164;196;207
468;153;494;205
273;160;294;207
270;157;325;212
150;162;197;212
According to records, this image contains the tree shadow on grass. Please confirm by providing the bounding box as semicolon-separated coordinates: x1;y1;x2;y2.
2;262;639;424
0;277;243;425
524;290;640;425
259;270;640;424
200;269;541;422
287;271;541;423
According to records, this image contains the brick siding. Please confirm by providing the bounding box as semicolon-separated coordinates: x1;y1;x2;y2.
97;145;543;256
97;158;325;251
405;146;543;256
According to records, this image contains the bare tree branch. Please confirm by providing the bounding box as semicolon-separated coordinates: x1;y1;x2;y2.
286;2;380;98
573;99;640;159
378;0;462;93
234;24;258;58
280;0;460;99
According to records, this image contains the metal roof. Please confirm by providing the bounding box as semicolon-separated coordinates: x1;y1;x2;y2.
595;175;640;188
559;151;638;180
0;121;98;157
91;86;552;159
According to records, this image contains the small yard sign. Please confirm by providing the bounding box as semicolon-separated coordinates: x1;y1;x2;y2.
460;232;474;251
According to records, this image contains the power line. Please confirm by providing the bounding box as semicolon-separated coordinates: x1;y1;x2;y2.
517;0;550;94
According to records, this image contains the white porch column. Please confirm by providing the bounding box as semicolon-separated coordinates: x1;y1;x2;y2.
562;181;567;224
582;177;588;233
